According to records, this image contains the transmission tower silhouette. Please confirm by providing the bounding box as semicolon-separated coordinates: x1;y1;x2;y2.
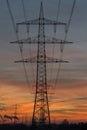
11;2;72;126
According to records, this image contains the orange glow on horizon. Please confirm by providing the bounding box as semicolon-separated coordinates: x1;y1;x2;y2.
0;80;87;124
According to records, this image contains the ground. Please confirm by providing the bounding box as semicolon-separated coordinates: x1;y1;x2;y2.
0;123;87;130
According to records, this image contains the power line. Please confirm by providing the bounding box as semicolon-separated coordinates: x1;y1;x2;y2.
50;0;62;85
6;0;30;87
21;0;35;85
56;0;61;22
54;0;76;87
61;0;77;53
21;0;27;22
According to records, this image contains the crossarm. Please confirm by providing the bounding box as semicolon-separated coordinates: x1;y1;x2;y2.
44;18;66;26
10;36;73;44
15;57;69;63
16;18;66;26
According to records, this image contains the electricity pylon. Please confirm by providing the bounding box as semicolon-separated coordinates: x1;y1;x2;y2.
11;2;72;126
14;104;17;124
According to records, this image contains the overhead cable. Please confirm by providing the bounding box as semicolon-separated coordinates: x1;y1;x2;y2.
6;0;30;86
51;0;62;84
21;0;35;84
55;0;76;87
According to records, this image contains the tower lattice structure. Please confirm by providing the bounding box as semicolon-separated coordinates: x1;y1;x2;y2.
11;2;72;125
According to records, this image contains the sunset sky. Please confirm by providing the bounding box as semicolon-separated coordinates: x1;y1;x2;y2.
0;0;87;124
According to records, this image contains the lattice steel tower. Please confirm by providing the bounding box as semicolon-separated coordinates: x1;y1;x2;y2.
11;2;71;126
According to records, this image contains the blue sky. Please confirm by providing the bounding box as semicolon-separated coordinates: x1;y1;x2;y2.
0;0;87;91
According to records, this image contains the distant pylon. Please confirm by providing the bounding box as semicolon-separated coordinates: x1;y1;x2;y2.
11;1;72;126
14;104;17;124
